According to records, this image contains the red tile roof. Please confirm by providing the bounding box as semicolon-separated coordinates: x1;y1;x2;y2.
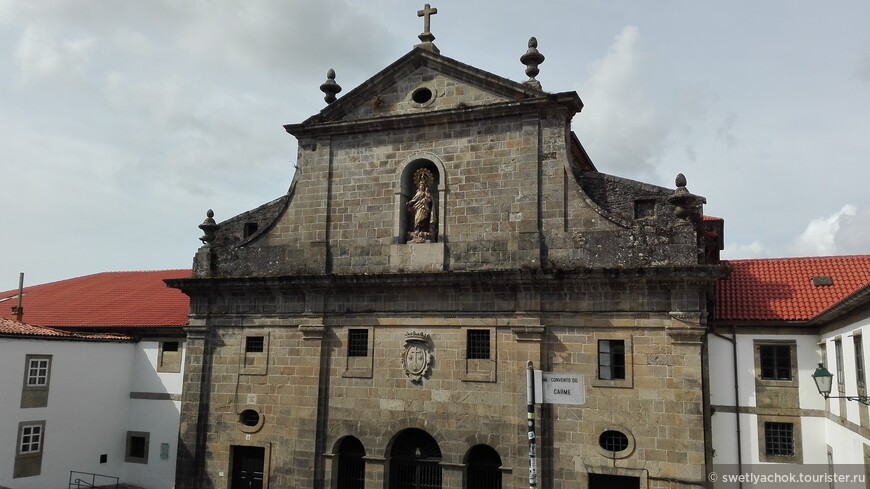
0;270;191;329
716;256;870;322
0;317;132;341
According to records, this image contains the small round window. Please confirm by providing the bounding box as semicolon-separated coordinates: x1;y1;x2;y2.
599;430;629;452
412;87;433;104
240;409;260;427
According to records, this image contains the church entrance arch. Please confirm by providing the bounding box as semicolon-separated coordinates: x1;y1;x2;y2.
387;428;442;489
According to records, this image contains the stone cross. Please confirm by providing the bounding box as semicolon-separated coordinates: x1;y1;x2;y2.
417;4;437;44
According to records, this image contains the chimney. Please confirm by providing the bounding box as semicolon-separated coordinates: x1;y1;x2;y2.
11;272;23;322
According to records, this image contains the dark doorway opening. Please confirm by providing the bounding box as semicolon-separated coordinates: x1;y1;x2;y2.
588;473;640;489
388;428;442;489
231;445;265;489
465;444;502;489
336;436;366;489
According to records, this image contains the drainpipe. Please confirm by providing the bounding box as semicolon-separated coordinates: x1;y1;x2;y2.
11;273;24;322
711;323;742;487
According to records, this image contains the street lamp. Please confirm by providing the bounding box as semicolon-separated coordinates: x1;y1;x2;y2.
811;363;870;405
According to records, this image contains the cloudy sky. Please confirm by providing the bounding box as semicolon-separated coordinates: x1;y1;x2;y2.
2;0;869;288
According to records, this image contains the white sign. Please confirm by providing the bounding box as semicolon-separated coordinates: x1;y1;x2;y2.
534;370;585;405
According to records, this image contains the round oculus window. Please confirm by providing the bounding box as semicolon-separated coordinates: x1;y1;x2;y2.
599;430;629;453
240;409;260;427
411;87;433;104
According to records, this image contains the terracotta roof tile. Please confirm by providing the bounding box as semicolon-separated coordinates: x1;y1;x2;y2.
716;256;870;322
0;317;131;341
0;270;191;329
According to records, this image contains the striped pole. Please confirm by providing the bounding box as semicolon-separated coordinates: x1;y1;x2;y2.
527;360;537;488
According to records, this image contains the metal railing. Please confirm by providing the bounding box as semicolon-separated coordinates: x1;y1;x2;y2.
69;471;119;489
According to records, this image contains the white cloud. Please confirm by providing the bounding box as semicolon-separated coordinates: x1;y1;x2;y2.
790;205;858;256
14;24;94;84
573;25;669;179
722;241;771;260
829;206;870;255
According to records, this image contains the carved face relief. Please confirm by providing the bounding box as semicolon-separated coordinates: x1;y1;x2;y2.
402;332;433;383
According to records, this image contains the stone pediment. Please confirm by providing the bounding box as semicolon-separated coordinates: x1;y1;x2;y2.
286;47;564;136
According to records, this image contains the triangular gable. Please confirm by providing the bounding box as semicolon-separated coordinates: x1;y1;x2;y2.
297;47;550;127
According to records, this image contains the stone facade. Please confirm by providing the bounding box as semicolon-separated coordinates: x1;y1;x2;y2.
169;41;725;489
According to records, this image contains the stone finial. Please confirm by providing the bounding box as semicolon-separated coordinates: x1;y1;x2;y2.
520;37;545;90
667;173;705;221
198;209;220;245
320;68;342;105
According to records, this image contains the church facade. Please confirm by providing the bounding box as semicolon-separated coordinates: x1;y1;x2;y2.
169;10;725;489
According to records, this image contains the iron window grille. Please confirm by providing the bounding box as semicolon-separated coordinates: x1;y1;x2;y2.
466;330;490;360
856;336;866;388
348;329;369;357
764;422;794;457
598;430;630;453
246;336;265;353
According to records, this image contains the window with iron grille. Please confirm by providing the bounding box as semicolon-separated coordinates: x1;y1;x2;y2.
856;336;866;388
598;340;625;380
759;345;792;380
348;329;369;358
246;336;265;353
764;422;794;457
18;424;42;454
466;330;490;360
26;358;49;387
598;430;629;453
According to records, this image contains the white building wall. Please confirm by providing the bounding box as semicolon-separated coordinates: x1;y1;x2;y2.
820;310;870;466
709;330;827;465
0;338;134;489
123;340;184;489
0;337;185;489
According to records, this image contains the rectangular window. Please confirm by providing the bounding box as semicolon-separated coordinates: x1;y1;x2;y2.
14;420;45;478
855;336;866;389
347;329;369;357
598;340;626;380
157;340;182;373
836;339;845;387
466;330;491;360
21;355;52;409
18;424;42;454
764;422;795;457
246;336;265;353
759;345;792;380
26;358;49;386
125;431;149;464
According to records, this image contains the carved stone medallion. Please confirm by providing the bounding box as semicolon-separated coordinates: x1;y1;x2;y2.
402;332;433;383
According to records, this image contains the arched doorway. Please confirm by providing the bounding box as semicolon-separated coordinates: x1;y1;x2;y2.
334;436;365;489
388;428;442;489
464;444;502;489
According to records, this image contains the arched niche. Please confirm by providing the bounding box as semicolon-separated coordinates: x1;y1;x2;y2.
394;154;447;244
